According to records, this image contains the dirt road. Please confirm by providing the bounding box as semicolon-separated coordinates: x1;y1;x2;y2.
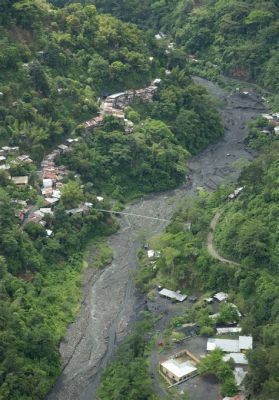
46;78;265;400
207;210;240;266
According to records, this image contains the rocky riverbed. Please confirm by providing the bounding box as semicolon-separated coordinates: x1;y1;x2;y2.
46;77;265;400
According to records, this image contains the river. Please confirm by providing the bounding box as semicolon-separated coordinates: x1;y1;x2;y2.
46;77;265;400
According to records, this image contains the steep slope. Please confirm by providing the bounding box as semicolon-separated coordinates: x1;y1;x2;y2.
89;0;279;89
0;1;153;160
0;2;224;400
134;144;279;399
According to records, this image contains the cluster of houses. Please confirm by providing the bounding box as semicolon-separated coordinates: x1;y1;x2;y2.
28;208;54;234
0;146;30;172
160;332;252;386
27;138;104;227
160;334;252;388
1;122;106;231
261;112;279;135
158;290;251;395
207;335;252;390
39;143;72;209
205;293;251;391
83;79;162;132
21;144;72;228
0;147;35;196
12;199;29;222
206;292;242;328
83;115;104;130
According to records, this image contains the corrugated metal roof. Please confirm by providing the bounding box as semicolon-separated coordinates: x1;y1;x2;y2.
159;288;187;302
207;338;239;352
223;353;248;365
214;292;228;301
239;336;253;350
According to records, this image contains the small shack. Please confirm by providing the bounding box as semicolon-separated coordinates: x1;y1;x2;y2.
58;144;69;153
12;176;28;186
228;187;244;200
147;249;160;260
159;288;187;302
217;326;242;335
214;292;228;302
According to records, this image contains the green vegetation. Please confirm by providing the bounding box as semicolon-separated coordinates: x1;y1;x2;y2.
90;240;113;269
2;1;277;400
63;117;189;198
245;116;277;150
92;0;279;89
198;349;238;397
0;1;153;160
131;71;224;155
62;67;223;199
98;317;159;400
0;182;117;399
0;1;224;399
171;0;279;88
135;143;279;399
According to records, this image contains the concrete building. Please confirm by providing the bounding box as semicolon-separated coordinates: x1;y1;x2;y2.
160;359;197;383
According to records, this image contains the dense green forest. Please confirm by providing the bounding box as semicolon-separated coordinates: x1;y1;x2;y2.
62;70;222;197
0;1;224;399
88;0;279;89
1;1;278;400
0;0;154;160
97;318;159;400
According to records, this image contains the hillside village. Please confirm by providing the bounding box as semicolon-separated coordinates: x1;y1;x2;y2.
83;79;161;131
0;73;276;400
143;238;254;400
0;79;162;236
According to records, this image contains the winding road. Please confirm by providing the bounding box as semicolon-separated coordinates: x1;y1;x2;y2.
46;77;265;400
207;210;240;266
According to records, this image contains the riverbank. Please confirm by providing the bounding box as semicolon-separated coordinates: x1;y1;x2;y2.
46;77;265;400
